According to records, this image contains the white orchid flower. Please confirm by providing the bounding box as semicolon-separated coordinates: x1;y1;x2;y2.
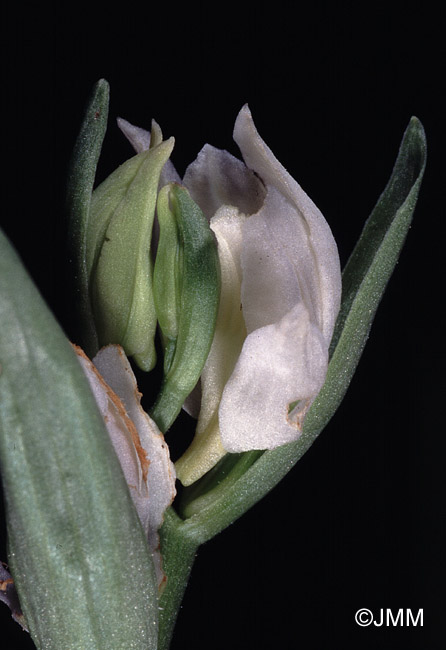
118;106;342;486
74;344;176;588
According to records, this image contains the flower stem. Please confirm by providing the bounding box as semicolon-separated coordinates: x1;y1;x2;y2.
158;508;199;650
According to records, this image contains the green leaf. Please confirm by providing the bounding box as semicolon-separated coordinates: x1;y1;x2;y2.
330;116;427;354
152;184;183;370
177;116;427;538
0;231;158;649
66;79;109;357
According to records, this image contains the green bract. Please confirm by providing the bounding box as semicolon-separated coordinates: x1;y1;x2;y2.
66;79;109;358
152;184;183;374
150;183;221;432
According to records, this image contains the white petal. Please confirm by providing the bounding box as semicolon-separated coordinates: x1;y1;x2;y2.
180;144;265;422
219;303;328;452
197;207;247;432
233;105;341;344
183;144;265;220
240;186;321;332
117;117;151;153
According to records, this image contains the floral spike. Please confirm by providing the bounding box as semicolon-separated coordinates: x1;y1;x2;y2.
119;106;341;484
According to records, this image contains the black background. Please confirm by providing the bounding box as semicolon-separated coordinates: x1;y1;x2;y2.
1;3;444;649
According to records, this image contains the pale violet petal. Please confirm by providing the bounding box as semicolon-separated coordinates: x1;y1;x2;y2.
240;186;320;332
175;206;247;485
182;379;202;419
233;105;341;344
183;144;266;220
219;302;328;452
117;117;181;186
117;117;151;153
160;159;182;187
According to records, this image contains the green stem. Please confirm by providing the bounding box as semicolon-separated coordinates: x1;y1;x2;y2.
179;450;263;518
158;509;199;650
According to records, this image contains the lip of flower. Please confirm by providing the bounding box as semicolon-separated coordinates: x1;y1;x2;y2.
118;106;342;486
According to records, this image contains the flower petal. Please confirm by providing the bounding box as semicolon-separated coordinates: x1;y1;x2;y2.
117;117;151;152
183;144;266;220
214;106;342;453
219;302;328;451
240;186;320;332
233;105;341;344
